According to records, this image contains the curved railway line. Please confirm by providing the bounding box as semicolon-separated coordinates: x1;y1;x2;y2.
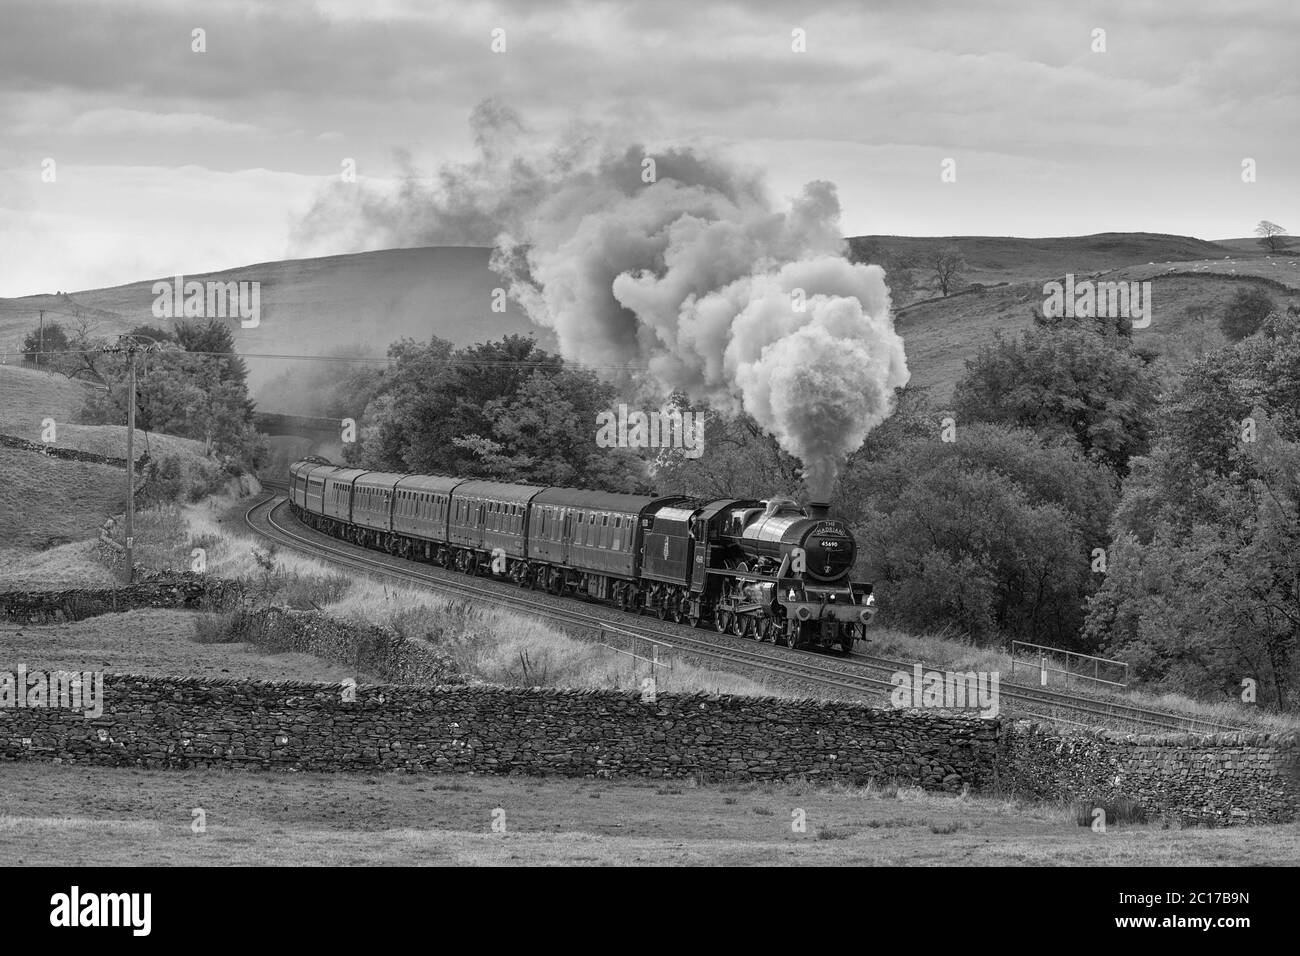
244;485;1247;735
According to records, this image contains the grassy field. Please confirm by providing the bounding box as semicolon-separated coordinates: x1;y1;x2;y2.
0;361;212;463
0;362;239;565
1;762;1294;866
868;627;1298;732
0;539;120;589
0;362;93;431
0;607;378;683
0;448;125;549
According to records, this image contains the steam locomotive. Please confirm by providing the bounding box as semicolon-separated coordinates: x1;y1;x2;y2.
287;458;877;653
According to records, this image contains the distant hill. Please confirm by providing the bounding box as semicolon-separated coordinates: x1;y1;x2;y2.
5;232;1297;414
1212;236;1299;255
853;232;1239;284
892;245;1300;403
0;246;556;395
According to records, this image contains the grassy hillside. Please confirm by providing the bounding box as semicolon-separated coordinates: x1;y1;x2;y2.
892;244;1300;404
5;234;1294;414
0;364;211;463
0;363;230;557
857;232;1238;285
0;246;557;395
0;362;94;429
1212;236;1299;255
0;448;125;549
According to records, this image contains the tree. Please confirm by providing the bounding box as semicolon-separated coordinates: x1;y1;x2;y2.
81;326;262;468
849;423;1118;647
350;334;654;491
1085;422;1300;709
1255;220;1289;253
453;367;650;491
952;324;1158;474
653;409;805;501
21;319;70;368
1084;319;1300;709
174;319;250;394
1220;285;1276;342
847;238;917;305
127;324;176;345
928;246;966;296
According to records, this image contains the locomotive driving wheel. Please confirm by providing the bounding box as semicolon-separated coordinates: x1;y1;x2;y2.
714;609;732;633
729;613;747;638
654;589;669;620
671;591;688;625
755;618;772;643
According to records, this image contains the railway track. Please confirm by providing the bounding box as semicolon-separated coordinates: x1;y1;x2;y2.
847;651;1243;733
245;490;890;700
244;486;1247;734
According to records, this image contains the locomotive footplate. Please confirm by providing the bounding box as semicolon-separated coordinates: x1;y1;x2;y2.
777;580;876;625
779;600;877;625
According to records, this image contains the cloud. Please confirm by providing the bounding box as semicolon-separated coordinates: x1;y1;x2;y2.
66;108;260;137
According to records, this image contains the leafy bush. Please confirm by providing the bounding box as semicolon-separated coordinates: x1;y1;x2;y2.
1219;286;1276;342
142;452;226;504
846;423;1117;647
952;325;1158;474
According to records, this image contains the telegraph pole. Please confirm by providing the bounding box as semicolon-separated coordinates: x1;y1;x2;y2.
125;352;136;580
102;336;157;582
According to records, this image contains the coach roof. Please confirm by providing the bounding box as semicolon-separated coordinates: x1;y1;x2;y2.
395;474;464;494
323;468;369;484
353;471;405;489
531;486;665;515
453;479;547;503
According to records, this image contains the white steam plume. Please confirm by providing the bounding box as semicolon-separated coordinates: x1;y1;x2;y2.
292;100;910;497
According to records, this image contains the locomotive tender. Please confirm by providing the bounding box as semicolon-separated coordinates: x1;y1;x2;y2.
287;458;877;653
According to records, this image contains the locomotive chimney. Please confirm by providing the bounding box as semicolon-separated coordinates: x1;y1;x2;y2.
807;501;830;520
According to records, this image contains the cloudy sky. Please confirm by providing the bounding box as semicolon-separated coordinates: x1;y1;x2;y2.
1;0;1295;297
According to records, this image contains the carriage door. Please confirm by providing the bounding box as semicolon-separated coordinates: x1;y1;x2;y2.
561;511;572;565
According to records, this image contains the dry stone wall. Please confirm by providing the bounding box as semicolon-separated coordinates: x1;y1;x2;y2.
0;433;143;471
1000;721;1299;825
0;676;999;788
0;572;238;623
220;606;462;686
3;573;1296;824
